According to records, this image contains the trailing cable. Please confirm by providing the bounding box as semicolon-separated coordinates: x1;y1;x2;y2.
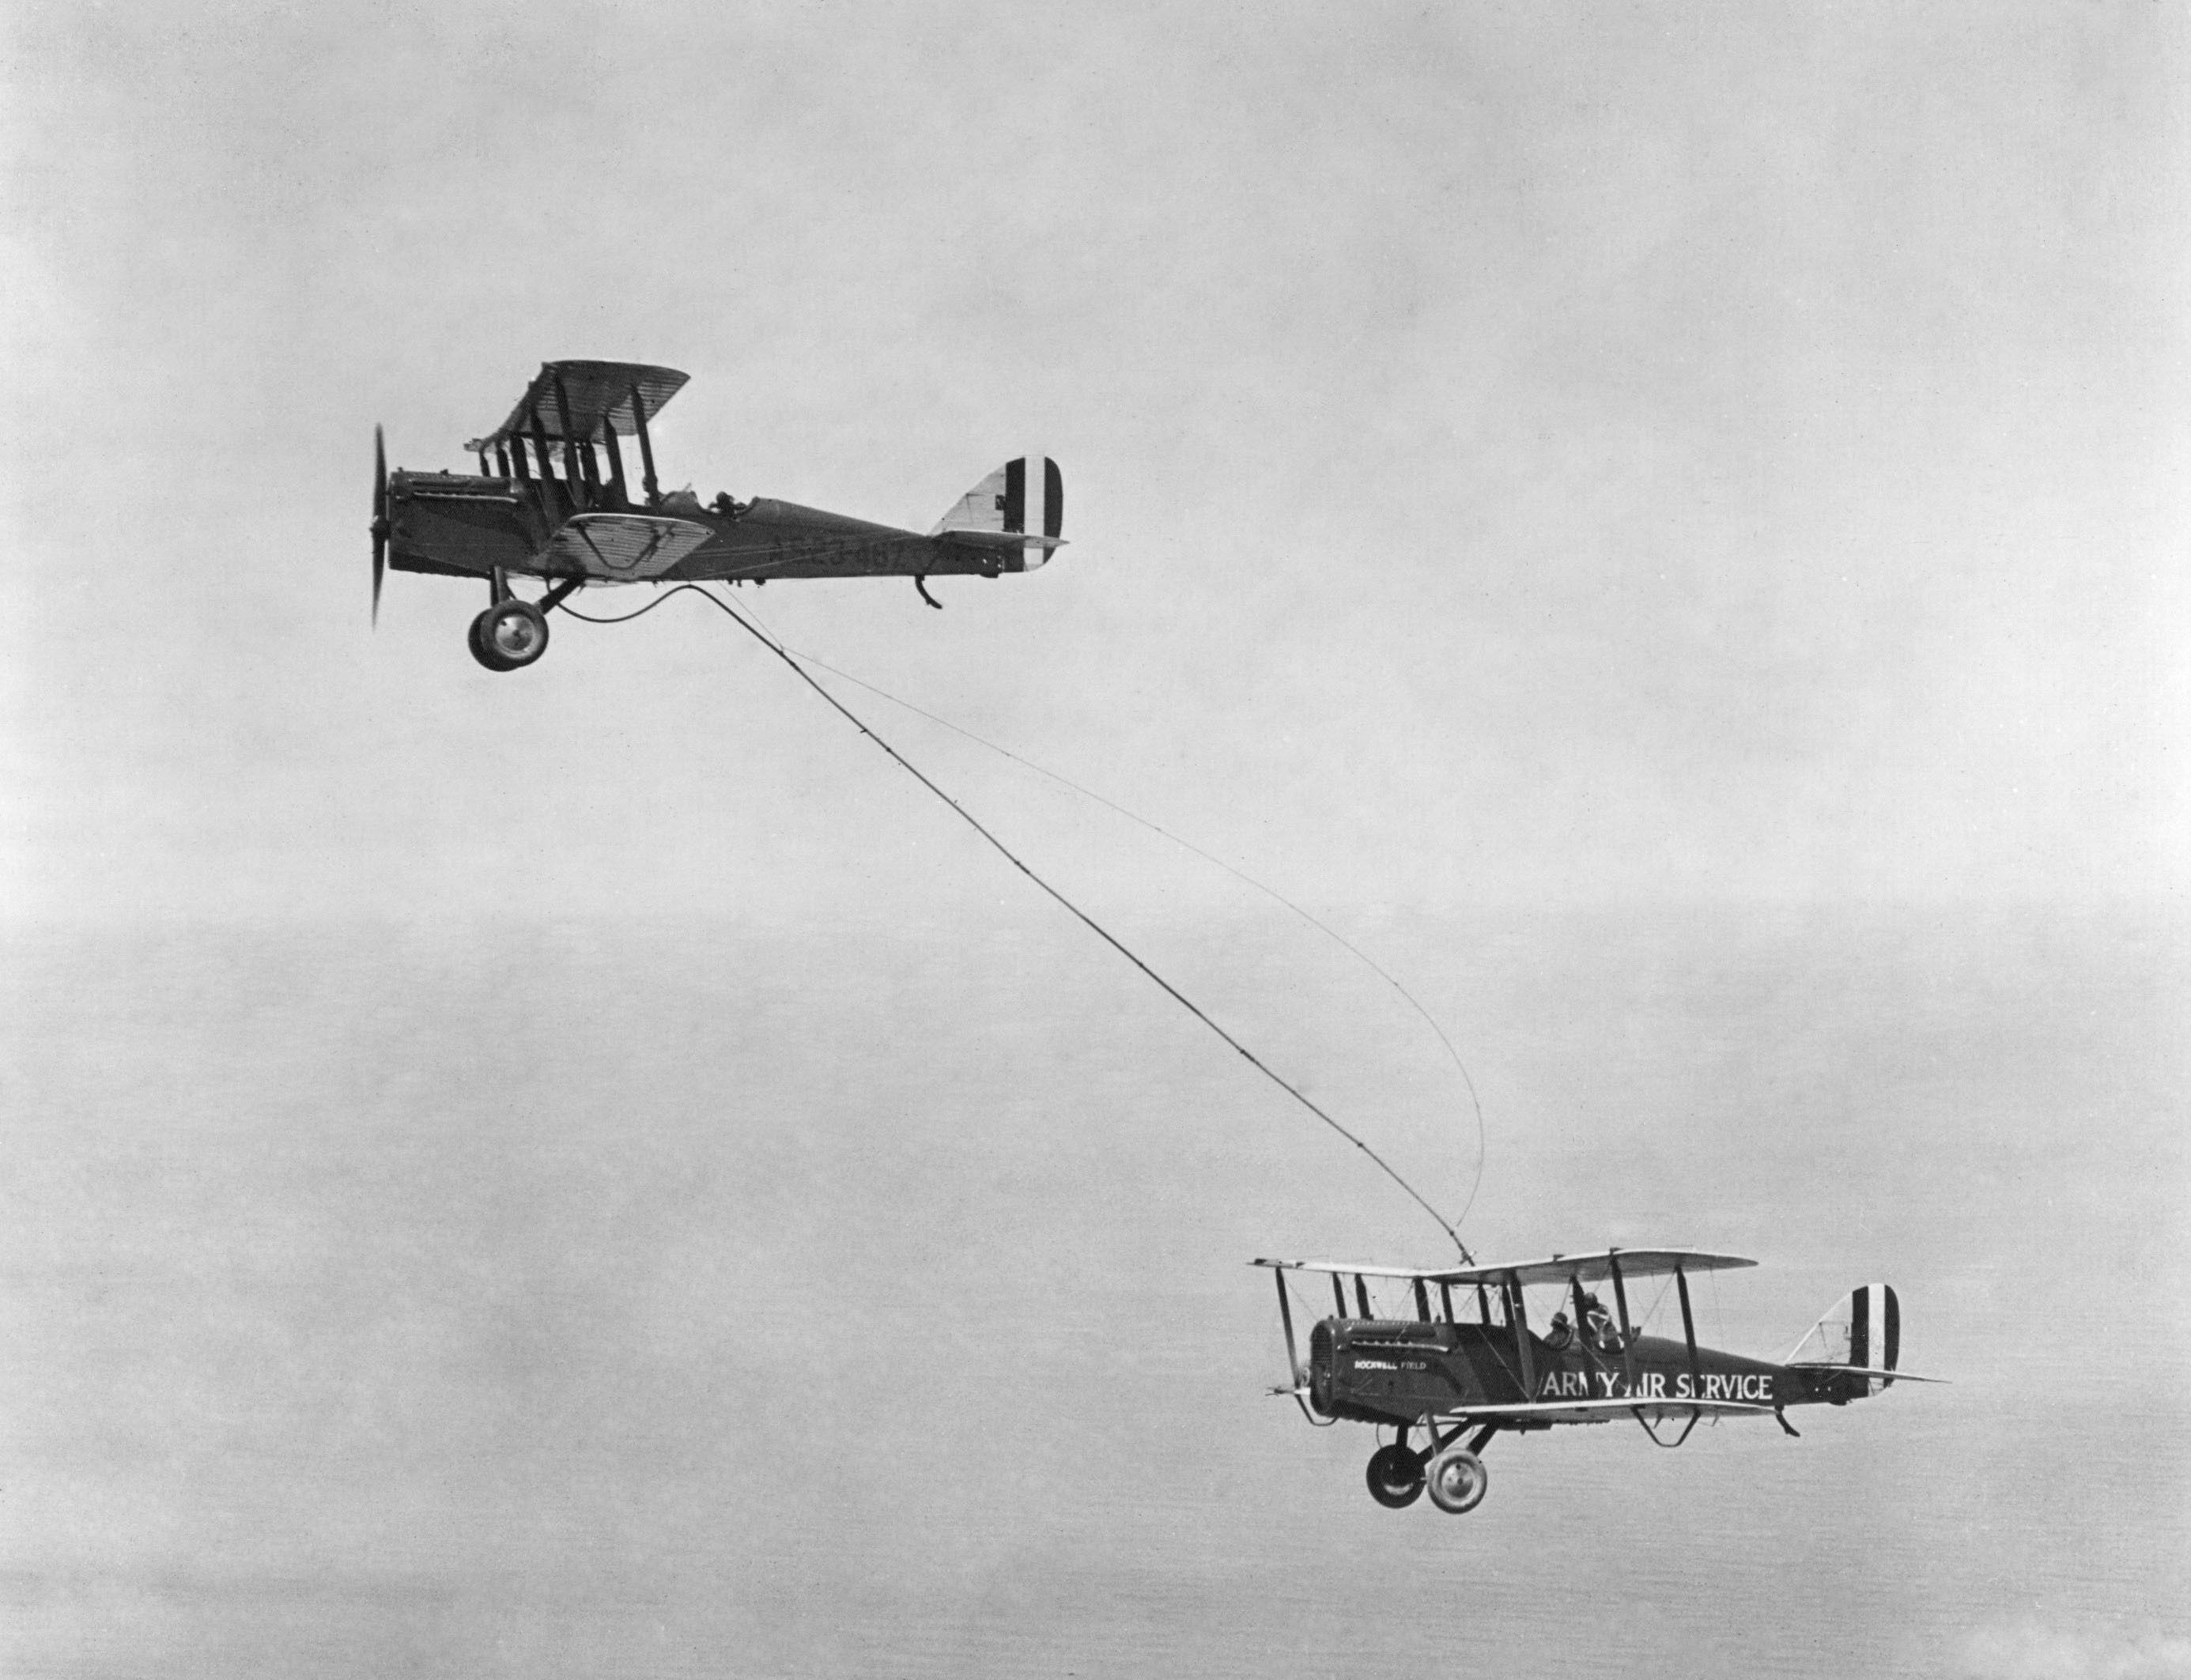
726;597;1490;1243
554;583;1474;1259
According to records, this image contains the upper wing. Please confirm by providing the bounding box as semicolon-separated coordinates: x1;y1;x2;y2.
468;360;689;451
1252;1249;1759;1289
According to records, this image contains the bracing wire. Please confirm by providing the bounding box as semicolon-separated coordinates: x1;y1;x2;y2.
565;582;1470;1258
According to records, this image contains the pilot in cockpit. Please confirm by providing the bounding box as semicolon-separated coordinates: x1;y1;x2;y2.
659;483;707;516
1581;1293;1621;1353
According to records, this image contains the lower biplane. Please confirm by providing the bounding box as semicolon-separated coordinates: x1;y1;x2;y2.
1256;1248;1940;1513
368;361;1064;670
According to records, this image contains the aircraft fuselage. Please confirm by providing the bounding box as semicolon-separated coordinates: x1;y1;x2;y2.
1310;1318;1873;1428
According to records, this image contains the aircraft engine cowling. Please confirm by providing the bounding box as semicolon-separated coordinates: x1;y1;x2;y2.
1308;1320;1337;1418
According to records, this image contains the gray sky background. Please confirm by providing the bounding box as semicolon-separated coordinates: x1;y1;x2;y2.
3;5;2186;1678
5;1;2182;924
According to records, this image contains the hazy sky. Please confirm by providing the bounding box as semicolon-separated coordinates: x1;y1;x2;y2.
3;6;2185;1678
4;2;2182;929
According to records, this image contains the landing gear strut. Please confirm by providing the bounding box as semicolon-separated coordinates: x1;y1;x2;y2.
1366;1423;1497;1513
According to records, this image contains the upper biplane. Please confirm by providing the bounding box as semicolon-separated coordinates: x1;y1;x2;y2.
368;361;1065;670
1256;1247;1940;1513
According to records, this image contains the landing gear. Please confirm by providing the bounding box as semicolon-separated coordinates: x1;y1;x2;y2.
1364;1423;1498;1513
1424;1447;1489;1515
1365;1443;1425;1508
470;598;550;671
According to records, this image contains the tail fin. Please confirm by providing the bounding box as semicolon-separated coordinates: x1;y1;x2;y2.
929;456;1064;569
1785;1283;1901;1393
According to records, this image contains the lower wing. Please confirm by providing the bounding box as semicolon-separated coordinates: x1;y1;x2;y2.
539;513;716;580
1431;1397;1778;1425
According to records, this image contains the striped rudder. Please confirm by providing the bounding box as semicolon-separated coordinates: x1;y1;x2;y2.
1786;1283;1901;1394
1845;1284;1898;1372
929;456;1066;569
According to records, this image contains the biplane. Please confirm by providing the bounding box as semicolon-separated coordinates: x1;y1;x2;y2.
368;361;1065;670
1256;1248;1940;1513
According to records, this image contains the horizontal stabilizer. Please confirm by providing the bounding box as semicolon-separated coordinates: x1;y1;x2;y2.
538;512;714;580
936;528;1066;553
1789;1363;1947;1384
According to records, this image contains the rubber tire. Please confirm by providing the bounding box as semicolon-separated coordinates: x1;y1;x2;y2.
1424;1447;1489;1515
467;611;512;671
474;599;549;670
1366;1444;1425;1509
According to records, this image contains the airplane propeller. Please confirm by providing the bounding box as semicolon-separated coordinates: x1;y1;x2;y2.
370;424;388;625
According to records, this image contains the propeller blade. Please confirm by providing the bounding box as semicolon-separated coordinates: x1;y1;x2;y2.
371;424;387;625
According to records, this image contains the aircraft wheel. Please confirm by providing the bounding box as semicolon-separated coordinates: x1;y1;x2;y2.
472;600;548;671
1424;1447;1489;1515
1365;1444;1425;1509
467;613;509;670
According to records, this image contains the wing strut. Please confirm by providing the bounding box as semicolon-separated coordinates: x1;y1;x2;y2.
530;409;562;525
553;375;588;512
629;381;659;505
600;417;629;507
538;576;586;613
1608;1249;1638;1393
1506;1273;1536;1398
1675;1262;1702;1396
